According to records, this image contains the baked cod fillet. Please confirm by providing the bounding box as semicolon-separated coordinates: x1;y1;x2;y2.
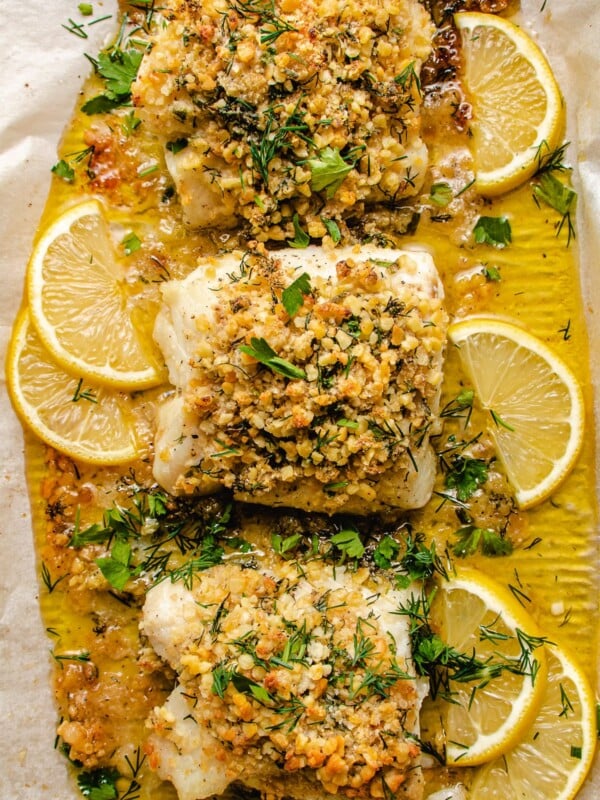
152;245;447;514
142;559;428;800
131;0;434;235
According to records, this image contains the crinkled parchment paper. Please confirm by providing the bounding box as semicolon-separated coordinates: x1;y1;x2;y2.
0;1;598;797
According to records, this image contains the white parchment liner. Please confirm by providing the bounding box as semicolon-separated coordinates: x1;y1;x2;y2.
0;1;598;797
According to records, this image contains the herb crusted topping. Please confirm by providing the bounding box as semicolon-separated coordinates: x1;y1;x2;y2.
131;0;434;235
153;245;447;513
143;557;426;797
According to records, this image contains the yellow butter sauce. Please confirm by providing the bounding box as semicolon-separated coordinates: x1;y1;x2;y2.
405;182;599;680
25;180;598;799
20;29;598;800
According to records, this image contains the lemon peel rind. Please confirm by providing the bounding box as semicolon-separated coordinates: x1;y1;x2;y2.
454;12;564;197
469;642;597;800
448;317;585;509
541;644;597;800
6;308;140;466
26;200;163;391
440;568;549;766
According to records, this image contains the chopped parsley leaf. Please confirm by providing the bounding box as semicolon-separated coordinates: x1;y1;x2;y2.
82;46;144;115
96;539;139;591
473;215;512;248
331;528;365;560
373;535;401;569
308;146;353;198
51;159;75;183
429;182;453;207
288;213;310;248
281;272;311;317
77;767;120;799
321;216;341;243
122;231;142;255
239;336;307;380
453;525;513;558
482;265;501;282
272;532;302;557
444;456;488;502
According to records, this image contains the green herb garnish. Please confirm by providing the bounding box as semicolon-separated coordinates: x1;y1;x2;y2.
82;44;144;115
337;418;359;430
440;389;474;428
444;456;489;502
288;213;310;248
373;535;401;569
308;146;354;198
331;528;365;560
394;61;421;94
96;539;139;591
71;378;98;403
77;767;119;800
453;525;513;558
122;232;142;255
166;138;188;154
321;216;341;243
239;336;307;380
51;159;75;182
429;182;453;207
396;530;447;586
489;408;515;431
272;532;302;557
482;265;501;282
122;110;141;136
473;215;512;248
533;171;576;245
281;272;311;316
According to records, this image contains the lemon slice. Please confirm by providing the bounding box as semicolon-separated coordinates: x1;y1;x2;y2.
470;643;597;800
420;567;548;766
7;308;142;465
448;317;584;508
455;12;564;196
27;200;163;390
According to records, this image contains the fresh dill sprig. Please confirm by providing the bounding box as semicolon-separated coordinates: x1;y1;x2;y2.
394;586;546;702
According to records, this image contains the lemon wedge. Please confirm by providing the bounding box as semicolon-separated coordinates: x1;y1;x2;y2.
470;642;597;800
27;200;164;390
448;317;584;508
455;12;564;196
420;567;548;766
7;308;143;465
